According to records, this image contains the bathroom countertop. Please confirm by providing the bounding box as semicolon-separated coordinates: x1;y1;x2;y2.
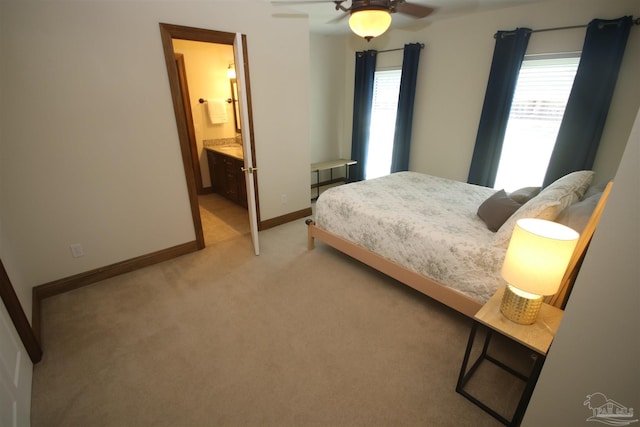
205;144;244;161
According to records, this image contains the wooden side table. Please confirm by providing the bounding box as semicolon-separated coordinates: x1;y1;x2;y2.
456;286;563;426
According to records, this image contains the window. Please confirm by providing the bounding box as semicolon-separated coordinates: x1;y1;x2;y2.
493;54;580;191
365;69;401;180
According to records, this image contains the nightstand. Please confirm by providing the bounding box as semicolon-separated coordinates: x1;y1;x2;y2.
456;286;563;426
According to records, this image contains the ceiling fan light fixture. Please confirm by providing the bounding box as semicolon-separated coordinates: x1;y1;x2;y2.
349;9;392;41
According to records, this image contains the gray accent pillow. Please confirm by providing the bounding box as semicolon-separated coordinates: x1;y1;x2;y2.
477;190;522;232
555;192;602;233
508;186;541;204
583;179;611;199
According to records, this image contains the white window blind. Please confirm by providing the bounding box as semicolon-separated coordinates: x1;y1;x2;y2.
366;69;402;180
494;55;580;191
509;57;580;121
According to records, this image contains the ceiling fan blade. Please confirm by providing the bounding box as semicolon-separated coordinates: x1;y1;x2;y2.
326;12;350;24
271;0;345;6
271;0;337;5
394;1;435;18
272;13;309;18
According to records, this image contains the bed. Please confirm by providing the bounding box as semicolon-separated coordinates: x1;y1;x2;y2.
306;170;612;318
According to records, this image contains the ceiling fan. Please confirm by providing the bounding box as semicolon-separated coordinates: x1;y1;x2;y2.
272;0;435;41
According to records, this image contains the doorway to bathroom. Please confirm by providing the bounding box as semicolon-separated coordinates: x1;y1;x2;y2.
159;24;260;253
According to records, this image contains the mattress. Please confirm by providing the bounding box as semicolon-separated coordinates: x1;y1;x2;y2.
315;171;508;303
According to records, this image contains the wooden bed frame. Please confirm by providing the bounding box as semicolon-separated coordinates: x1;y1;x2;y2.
306;181;613;318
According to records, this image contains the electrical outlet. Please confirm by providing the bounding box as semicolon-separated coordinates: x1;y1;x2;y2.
70;243;84;258
281;194;287;204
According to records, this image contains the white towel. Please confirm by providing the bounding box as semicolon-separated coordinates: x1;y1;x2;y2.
206;99;228;124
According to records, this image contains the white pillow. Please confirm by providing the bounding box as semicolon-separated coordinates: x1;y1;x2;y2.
494;170;594;245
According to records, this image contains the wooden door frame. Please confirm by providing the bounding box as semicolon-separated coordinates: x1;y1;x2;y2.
0;260;42;363
174;52;204;195
159;23;261;249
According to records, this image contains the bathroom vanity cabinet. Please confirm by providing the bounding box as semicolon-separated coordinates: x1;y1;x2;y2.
206;148;247;208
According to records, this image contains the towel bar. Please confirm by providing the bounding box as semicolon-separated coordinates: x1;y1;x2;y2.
199;98;233;104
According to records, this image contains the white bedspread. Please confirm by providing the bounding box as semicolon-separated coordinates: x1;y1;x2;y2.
315;171;508;303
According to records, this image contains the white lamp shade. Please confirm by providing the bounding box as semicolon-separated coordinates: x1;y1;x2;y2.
349;9;392;39
501;218;579;296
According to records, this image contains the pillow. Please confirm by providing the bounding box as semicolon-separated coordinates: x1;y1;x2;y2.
555;191;602;233
493;170;594;245
508;186;541;204
477;190;523;232
544;169;593;192
583;179;611;199
493;199;561;245
538;170;594;209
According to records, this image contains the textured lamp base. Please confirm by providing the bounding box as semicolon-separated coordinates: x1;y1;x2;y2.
500;285;543;325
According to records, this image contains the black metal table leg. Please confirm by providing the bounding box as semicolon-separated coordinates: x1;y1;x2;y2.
457;323;511;425
511;353;545;426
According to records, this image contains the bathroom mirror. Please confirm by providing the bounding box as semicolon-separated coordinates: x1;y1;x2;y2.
230;78;241;133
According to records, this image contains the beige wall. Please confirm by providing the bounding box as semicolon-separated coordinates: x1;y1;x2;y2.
308;35;349;184
319;0;640;184
172;39;237;188
0;0;311;319
309;36;349;163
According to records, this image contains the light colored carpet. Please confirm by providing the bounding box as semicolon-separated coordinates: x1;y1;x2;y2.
31;207;527;426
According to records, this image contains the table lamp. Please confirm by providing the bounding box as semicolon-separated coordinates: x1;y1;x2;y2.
500;218;579;325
